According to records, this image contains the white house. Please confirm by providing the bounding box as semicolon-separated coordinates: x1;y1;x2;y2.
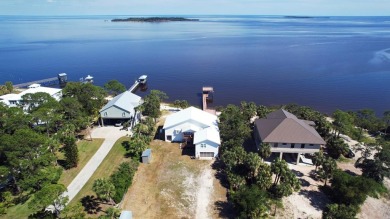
193;126;221;158
99;91;142;127
163;106;220;158
0;85;62;108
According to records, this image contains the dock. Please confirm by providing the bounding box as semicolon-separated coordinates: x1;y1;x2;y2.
128;81;140;93
13;77;58;88
202;86;216;115
128;75;147;93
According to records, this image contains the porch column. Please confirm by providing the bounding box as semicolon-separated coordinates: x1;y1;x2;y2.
296;153;301;165
100;117;104;127
279;152;283;160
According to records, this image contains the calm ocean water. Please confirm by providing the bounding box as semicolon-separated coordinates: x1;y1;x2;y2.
0;15;390;115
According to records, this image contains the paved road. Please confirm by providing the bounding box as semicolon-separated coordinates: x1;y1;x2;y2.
62;126;129;203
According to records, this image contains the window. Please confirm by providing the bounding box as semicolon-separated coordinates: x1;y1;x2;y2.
274;143;278;147
167;135;172;141
282;143;287;145
301;144;305;148
104;112;107;116
291;143;295;148
200;143;207;148
309;144;314;146
122;112;126;117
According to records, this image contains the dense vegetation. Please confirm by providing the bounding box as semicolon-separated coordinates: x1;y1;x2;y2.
218;102;302;217
111;17;199;22
0;82;107;217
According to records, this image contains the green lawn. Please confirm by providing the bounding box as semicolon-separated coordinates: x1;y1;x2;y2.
59;138;105;187
66;137;130;212
2;138;104;219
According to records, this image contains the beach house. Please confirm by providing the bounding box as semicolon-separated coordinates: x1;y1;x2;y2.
0;85;62;108
163;106;220;158
99;91;142;127
254;109;326;164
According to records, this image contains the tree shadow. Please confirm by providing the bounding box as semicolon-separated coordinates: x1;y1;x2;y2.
298;190;330;211
212;160;230;189
57;159;67;169
122;141;130;150
243;136;257;153
81;195;101;214
343;169;358;176
309;169;319;180
214;200;236;219
291;169;304;177
299;178;311;187
153;125;164;140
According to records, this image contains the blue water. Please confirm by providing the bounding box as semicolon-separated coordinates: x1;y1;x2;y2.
1;15;390;115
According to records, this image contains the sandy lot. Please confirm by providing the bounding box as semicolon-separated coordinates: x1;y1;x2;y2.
120;139;226;219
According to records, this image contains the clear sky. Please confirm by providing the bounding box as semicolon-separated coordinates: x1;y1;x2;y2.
0;0;389;16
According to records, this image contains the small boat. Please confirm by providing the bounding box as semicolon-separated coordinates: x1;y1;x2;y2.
137;75;147;84
84;75;94;83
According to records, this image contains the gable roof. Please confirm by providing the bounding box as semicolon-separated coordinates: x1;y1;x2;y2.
163;106;218;130
255;109;325;144
19;87;62;97
99;91;141;113
193;126;221;145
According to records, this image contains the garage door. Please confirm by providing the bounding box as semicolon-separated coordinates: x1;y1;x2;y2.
200;152;214;157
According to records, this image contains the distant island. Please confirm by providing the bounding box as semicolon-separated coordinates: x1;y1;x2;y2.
111;17;199;22
284;16;330;19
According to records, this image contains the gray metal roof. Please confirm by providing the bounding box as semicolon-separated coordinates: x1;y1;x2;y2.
142;149;152;157
255;109;326;144
99;91;141;113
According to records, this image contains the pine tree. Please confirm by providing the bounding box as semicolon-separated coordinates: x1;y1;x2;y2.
64;136;79;168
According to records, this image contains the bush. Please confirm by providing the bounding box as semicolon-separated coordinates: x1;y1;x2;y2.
323;203;358;219
110;161;139;203
330;170;386;206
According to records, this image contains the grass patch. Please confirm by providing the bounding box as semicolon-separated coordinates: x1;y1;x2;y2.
58;138;104;187
66;137;130;215
2;201;31;219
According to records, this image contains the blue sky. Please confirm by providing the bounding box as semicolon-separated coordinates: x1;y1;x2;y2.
1;0;389;16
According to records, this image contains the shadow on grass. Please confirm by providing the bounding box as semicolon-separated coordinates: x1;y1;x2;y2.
81;195;101;214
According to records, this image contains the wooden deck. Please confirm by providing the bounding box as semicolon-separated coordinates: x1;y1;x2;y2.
202;86;216;115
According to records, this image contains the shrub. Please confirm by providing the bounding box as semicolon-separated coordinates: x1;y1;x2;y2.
110;161;139;203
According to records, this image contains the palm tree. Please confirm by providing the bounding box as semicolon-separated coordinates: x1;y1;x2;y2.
258;142;272;161
92;178;116;205
312;150;325;172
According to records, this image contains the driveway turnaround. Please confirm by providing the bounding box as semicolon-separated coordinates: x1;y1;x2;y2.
62;126;128;203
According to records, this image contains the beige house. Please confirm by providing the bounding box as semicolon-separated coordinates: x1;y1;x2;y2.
254;109;325;164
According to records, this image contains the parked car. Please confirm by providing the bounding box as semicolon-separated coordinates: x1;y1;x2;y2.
114;122;122;127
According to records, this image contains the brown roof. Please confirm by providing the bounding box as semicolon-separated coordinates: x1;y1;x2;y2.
255;109;326;145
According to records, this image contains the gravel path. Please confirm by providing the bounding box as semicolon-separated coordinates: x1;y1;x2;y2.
195;167;213;219
62;126;128;203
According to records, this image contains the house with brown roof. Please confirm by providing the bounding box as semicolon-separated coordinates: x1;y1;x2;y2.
254;109;326;164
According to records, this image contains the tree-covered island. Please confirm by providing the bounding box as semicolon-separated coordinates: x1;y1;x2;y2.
111;17;199;22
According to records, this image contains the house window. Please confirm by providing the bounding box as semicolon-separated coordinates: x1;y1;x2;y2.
282;143;287;145
301;144;305;148
104;112;107;116
122;112;126;117
167;135;172;141
201;143;206;148
291;143;295;148
174;129;181;134
273;143;278;147
309;144;314;146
